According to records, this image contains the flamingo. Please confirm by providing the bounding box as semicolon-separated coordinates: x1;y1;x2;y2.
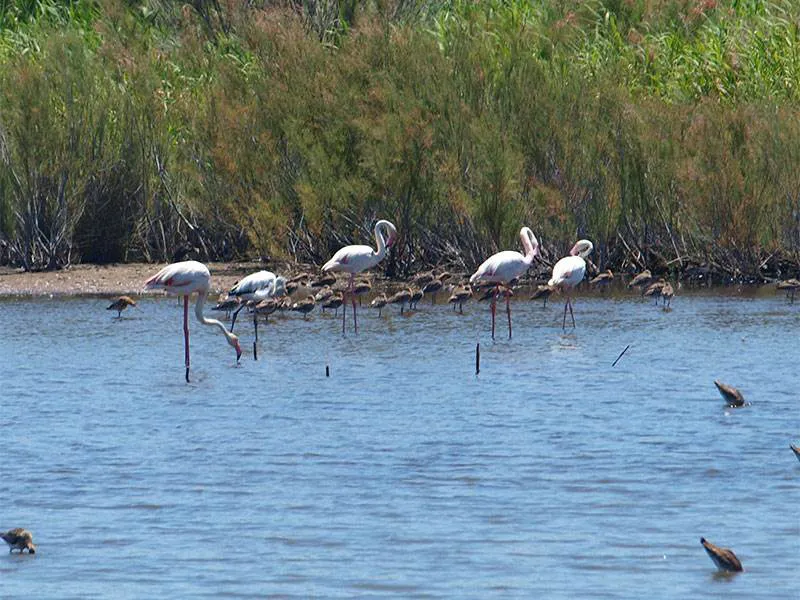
144;261;242;382
469;227;541;339
107;295;136;318
227;270;286;360
548;239;593;330
321;219;397;334
700;537;743;573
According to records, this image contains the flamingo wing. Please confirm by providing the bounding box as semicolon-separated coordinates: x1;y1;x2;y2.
230;271;277;298
144;260;210;294
470;251;527;284
548;256;586;289
322;245;379;274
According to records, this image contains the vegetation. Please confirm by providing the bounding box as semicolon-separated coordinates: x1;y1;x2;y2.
1;0;799;281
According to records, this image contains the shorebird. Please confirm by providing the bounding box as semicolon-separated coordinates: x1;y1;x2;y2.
107;295;136;318
776;278;800;303
211;294;240;320
251;297;279;322
790;444;800;462
310;272;336;288
448;285;472;313
322;292;344;315
714;380;745;407
315;286;334;304
549;239;594;330
291;295;316;319
144;261;242;382
409;287;424;310
628;269;653;294
700;537;743;572
353;280;372;305
643;279;666;304
411;271;435;288
370;293;388;316
422;277;444;304
590;269;614;290
530;284;555;308
321;219;397;334
661;281;675;308
1;528;36;554
388;288;413;315
470;226;541;339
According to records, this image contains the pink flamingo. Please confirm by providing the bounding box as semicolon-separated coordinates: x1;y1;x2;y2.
321;219;397;334
548;239;594;330
145;260;242;382
469;227;541;339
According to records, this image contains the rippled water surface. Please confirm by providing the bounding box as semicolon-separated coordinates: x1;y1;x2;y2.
1;289;798;598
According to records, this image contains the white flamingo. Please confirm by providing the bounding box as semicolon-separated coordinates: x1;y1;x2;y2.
227;270;286;360
321;219;397;334
144;260;242;382
469;226;541;339
548;239;594;330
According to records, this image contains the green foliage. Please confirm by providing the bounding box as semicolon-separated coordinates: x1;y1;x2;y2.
0;0;799;276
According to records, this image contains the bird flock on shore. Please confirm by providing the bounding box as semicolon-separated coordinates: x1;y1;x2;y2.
7;217;776;572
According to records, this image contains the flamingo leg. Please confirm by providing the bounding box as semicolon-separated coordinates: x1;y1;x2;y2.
506;290;512;339
353;297;358;334
562;298;569;331
253;312;258;361
230;304;245;332
490;287;498;340
568;296;576;327
183;295;190;383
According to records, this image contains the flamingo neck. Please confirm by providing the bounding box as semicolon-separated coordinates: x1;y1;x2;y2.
520;228;538;265
373;223;388;260
194;291;237;344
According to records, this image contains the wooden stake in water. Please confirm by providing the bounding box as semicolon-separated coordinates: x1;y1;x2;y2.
612;344;631;367
326;365;330;377
475;342;480;375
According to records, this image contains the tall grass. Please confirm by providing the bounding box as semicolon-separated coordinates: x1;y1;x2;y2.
0;0;799;279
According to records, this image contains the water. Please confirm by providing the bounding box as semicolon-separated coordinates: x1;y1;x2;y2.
1;290;798;598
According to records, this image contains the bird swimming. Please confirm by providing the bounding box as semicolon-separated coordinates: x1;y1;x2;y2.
1;528;35;554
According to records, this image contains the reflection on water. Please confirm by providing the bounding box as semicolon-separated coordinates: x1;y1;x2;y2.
0;290;798;597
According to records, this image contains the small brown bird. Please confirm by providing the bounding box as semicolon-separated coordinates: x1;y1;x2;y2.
291;295;316;319
310;272;336;288
353;280;372;306
776;278;800;303
628;269;653;293
714;380;746;407
590;269;614;289
107;296;136;318
411;271;435;288
643;279;666;304
530;284;554;308
1;528;35;554
322;292;344;315
661;281;675;308
314;286;334;304
370;293;388;317
252;298;279;321
700;537;743;572
211;295;240;319
388;288;413;315
409;287;424;310
448;285;472;313
422;278;444;304
790;444;800;462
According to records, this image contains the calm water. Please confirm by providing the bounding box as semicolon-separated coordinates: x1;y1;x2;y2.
1;288;798;598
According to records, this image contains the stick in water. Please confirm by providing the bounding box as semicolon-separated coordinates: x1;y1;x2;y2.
475;342;480;375
326;365;330;377
612;344;631;367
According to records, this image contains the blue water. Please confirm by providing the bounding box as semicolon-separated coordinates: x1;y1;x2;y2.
1;289;798;598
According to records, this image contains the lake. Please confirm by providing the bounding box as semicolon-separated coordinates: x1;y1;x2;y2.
1;287;798;598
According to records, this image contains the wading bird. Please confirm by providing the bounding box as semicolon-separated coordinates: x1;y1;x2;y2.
370;293;388;317
530;284;555;308
144;261;242;382
291;295;316;320
353;280;372;306
700;537;743;572
1;528;35;554
107;296;136;318
644;279;667;304
776;278;800;303
211;294;240;320
448;285;472;313
321;219;397;334
549;239;594;330
469;226;541;339
628;269;653;294
714;380;745;407
388;288;413;315
227;270;286;360
790;444;800;462
661;281;675;308
422;277;444;304
590;269;614;291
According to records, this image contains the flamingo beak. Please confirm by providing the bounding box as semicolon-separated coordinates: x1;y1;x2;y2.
387;233;397;248
234;341;242;362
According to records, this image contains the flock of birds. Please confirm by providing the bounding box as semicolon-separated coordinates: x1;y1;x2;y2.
16;218;778;573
